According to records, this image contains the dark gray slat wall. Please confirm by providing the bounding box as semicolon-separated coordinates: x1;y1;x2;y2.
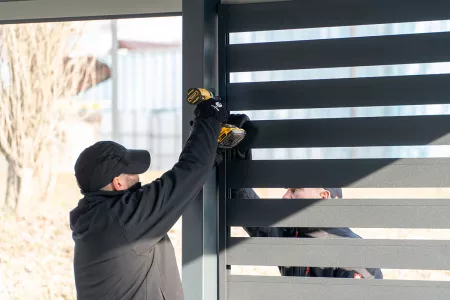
221;2;450;300
226;158;450;188
227;198;450;228
237;115;450;149
227;238;450;270
224;0;450;32
228;276;450;300
227;32;450;72
227;74;450;111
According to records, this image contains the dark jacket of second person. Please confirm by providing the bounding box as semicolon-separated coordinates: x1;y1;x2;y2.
231;188;383;279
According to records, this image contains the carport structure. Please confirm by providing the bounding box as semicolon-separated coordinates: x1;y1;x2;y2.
2;0;450;299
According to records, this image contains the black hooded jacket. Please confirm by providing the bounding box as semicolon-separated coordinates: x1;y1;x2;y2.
231;188;383;279
69;117;221;300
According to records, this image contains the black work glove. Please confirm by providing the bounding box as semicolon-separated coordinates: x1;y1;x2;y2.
194;99;228;124
214;113;252;167
227;114;252;161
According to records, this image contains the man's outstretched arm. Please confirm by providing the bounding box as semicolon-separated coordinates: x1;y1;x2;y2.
110;100;226;250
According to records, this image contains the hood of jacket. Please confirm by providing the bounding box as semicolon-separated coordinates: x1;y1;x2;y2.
69;183;141;239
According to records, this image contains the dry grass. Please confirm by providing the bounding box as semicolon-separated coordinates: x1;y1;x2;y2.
1;172;450;299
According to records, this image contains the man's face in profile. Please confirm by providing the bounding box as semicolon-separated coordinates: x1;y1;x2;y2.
282;188;332;199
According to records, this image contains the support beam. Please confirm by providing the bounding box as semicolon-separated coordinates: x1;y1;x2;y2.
0;0;181;23
182;0;219;300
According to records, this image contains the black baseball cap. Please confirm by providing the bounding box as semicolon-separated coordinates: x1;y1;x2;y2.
74;141;151;193
325;188;343;198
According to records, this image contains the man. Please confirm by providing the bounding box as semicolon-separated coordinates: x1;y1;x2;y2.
223;115;383;280
70;98;228;300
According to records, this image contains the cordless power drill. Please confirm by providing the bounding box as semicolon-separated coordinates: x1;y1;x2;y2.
186;88;246;148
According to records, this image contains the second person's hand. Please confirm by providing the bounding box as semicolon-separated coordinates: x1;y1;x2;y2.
214;113;252;167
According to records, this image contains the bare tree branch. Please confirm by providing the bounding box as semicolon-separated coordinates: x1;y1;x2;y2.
0;22;107;212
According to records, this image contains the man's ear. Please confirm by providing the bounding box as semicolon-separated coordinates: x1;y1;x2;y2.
112;176;123;191
319;189;331;199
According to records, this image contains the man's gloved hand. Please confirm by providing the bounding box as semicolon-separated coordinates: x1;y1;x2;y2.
194;99;228;124
214;113;252;167
227;114;252;161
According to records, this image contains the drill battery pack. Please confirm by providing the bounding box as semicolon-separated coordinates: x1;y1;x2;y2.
218;124;246;148
186;88;214;105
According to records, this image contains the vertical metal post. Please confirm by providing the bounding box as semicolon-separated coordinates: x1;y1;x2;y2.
182;0;219;300
218;162;228;300
111;19;119;142
217;6;229;300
